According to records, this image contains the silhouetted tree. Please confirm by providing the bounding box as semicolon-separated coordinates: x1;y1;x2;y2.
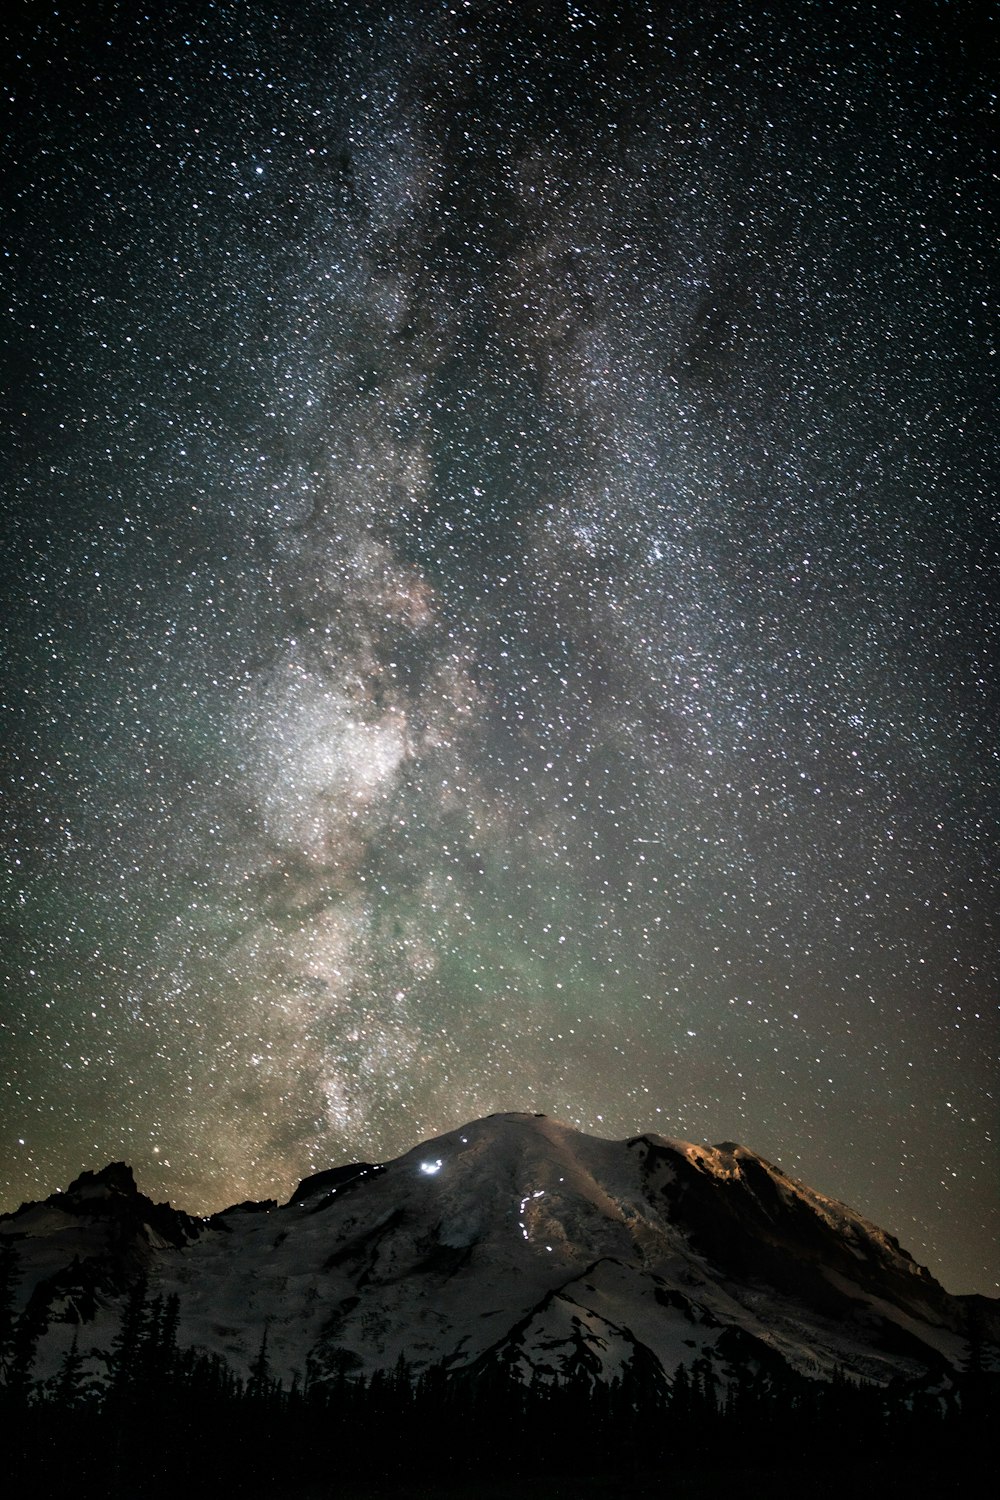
9;1281;52;1403
107;1273;148;1396
50;1329;91;1408
246;1323;274;1402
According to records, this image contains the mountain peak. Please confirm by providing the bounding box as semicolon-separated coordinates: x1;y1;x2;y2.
65;1161;139;1199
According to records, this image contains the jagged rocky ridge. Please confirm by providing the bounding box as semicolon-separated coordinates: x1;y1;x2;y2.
2;1113;994;1391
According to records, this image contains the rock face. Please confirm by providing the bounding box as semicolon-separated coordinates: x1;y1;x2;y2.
1;1113;993;1390
2;1161;207;1326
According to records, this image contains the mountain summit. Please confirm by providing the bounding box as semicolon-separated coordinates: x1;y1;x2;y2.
2;1113;992;1392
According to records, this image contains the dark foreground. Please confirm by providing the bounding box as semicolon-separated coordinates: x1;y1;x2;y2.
5;1359;991;1500
3;1272;993;1498
325;1471;985;1500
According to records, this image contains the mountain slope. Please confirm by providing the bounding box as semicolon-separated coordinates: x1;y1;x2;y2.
1;1113;991;1392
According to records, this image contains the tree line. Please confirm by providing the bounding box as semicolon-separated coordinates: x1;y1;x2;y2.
0;1237;993;1498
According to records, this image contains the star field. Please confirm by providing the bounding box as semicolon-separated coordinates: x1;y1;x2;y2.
2;1;997;1294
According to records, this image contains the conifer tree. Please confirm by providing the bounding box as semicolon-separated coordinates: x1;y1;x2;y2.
247;1323;273;1402
51;1329;90;1408
107;1274;148;1408
9;1282;52;1403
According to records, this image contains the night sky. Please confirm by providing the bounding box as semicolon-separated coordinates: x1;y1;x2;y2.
2;1;996;1295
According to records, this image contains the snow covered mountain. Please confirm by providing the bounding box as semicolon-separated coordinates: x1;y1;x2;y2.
2;1113;992;1392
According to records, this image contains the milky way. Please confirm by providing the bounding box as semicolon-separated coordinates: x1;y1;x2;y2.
2;1;996;1293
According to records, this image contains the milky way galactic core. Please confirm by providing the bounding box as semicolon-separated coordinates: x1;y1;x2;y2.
2;1;996;1294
